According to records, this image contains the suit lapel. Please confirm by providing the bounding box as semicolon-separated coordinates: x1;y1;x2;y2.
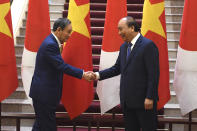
122;42;128;66
50;34;59;46
123;35;143;71
50;33;61;52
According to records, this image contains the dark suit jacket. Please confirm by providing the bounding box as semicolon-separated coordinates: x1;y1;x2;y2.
99;35;160;109
29;34;83;106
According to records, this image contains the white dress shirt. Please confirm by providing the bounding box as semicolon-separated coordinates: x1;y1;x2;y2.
129;32;140;51
51;32;62;48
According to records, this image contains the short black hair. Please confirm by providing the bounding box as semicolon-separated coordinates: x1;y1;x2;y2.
52;18;71;32
125;16;140;32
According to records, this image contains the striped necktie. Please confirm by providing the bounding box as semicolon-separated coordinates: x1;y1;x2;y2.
127;43;133;61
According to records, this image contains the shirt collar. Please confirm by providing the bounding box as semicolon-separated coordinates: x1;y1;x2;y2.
51;32;61;47
130;33;140;46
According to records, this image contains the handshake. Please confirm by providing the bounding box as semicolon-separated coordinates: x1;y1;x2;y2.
82;71;97;82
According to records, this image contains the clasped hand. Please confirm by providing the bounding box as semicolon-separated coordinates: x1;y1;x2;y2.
83;71;97;82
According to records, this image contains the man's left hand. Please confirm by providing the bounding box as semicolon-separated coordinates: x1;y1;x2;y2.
144;98;154;110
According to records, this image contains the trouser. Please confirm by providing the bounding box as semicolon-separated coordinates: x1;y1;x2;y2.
32;99;57;131
123;103;158;131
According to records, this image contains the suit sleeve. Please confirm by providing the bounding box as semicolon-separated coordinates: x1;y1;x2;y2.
99;51;121;80
144;42;160;100
44;43;83;79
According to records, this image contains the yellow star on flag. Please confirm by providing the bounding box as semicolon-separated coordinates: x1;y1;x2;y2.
67;0;90;38
141;0;166;38
0;2;12;38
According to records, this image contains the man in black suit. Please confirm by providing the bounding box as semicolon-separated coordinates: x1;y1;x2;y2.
95;16;160;131
29;18;95;131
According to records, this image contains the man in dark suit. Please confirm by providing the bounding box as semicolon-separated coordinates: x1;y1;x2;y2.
95;16;160;131
29;18;94;131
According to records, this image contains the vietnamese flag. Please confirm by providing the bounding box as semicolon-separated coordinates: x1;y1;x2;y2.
61;0;94;119
96;0;127;114
141;0;170;109
21;0;50;99
0;0;18;102
173;0;197;115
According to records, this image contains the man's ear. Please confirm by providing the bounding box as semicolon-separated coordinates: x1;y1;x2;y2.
130;25;135;32
57;27;62;32
128;26;134;32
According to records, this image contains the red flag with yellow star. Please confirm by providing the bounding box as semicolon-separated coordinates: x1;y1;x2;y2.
0;0;18;102
141;0;170;109
61;0;94;119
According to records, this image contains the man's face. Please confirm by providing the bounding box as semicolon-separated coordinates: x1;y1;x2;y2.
59;24;72;43
118;19;133;42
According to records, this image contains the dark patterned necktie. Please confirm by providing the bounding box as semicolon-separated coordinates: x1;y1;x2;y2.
127;43;133;61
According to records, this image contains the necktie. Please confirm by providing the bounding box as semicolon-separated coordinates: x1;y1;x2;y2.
60;44;63;53
127;43;133;61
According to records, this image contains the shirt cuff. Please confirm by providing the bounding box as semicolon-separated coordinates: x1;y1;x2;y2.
95;72;100;80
